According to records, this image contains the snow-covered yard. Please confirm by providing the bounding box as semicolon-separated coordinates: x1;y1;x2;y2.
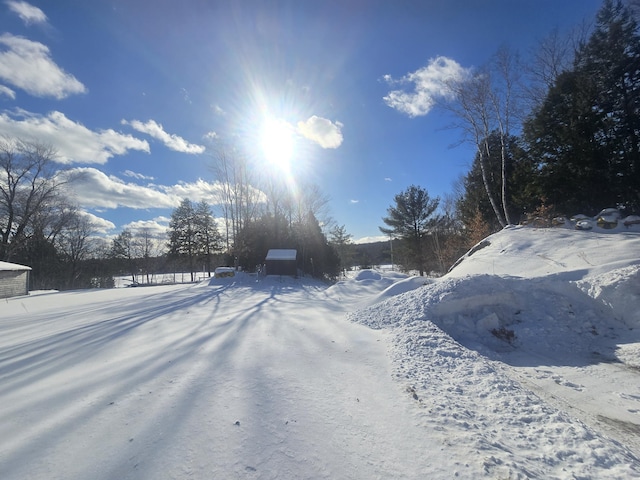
2;225;640;479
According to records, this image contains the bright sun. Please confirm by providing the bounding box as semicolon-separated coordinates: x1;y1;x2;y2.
260;118;294;170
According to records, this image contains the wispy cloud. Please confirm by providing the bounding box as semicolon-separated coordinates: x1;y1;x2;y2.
0;109;150;163
384;177;392;182
180;87;191;104
0;84;15;99
212;104;226;116
123;169;155;181
383;56;471;117
0;33;86;99
203;131;218;141
350;199;359;204
5;0;47;26
122;119;205;154
297;115;343;149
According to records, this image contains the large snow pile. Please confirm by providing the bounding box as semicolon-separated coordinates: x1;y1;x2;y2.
1;225;640;479
349;225;640;478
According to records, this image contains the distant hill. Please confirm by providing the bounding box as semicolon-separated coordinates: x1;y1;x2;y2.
348;241;392;268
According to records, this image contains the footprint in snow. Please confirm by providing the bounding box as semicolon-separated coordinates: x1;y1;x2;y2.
618;392;640;402
552;375;584;391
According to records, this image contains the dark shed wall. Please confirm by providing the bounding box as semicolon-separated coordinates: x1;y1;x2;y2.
0;270;29;299
265;259;297;276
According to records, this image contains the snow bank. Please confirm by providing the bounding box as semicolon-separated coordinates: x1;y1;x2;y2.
348;226;640;478
450;226;639;276
323;269;414;308
577;265;640;329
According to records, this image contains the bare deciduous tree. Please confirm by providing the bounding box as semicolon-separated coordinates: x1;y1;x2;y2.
0;137;68;261
523;24;591;112
56;209;96;289
444;47;521;227
209;141;261;251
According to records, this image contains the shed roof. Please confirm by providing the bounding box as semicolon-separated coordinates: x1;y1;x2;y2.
0;261;31;271
265;249;297;261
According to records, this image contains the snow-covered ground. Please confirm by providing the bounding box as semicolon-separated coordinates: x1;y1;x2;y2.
1;224;640;479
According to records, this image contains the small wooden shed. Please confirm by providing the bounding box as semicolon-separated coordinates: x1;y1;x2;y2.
264;249;297;277
0;261;31;299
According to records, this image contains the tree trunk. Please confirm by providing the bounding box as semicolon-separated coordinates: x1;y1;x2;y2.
479;142;507;227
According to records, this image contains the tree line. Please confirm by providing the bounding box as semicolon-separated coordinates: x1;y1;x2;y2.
0;134;346;288
379;0;640;275
1;0;637;286
452;0;640;234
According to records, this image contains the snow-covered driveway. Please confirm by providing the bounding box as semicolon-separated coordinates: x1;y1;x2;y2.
1;276;442;480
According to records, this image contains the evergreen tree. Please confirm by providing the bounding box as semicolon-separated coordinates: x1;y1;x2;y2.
193;201;222;277
329;224;353;275
579;0;640;209
11;231;62;290
167;199;198;281
379;185;440;276
296;210;340;279
524;0;640;213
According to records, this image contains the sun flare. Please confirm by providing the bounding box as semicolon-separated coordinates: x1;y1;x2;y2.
260;118;294;170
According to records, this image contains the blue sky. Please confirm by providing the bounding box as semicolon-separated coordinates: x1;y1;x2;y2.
0;0;603;244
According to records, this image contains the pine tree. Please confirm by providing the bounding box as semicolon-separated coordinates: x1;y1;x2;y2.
524;0;640;213
168;199;198;281
193;201;222;277
329;224;353;275
380;185;440;276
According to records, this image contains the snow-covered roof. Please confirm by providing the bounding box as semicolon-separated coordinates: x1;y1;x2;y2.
265;249;297;261
0;261;31;271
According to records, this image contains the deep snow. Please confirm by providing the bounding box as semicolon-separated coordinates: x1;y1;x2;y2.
1;224;640;479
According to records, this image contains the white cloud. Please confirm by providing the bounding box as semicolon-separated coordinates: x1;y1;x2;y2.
78;210;116;234
122;217;170;239
0;33;86;99
123;169;155;181
350;199;359;204
5;0;47;25
0;109;150;164
203;131;218;141
384;177;392;182
180;87;191;104
0;84;15;99
61;168;180;210
60;168;239;212
122;119;205;154
383;56;471;117
165;178;230;204
213;104;226;116
297;115;343;149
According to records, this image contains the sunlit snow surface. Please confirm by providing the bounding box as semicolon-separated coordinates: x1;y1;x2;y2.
2;225;640;479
